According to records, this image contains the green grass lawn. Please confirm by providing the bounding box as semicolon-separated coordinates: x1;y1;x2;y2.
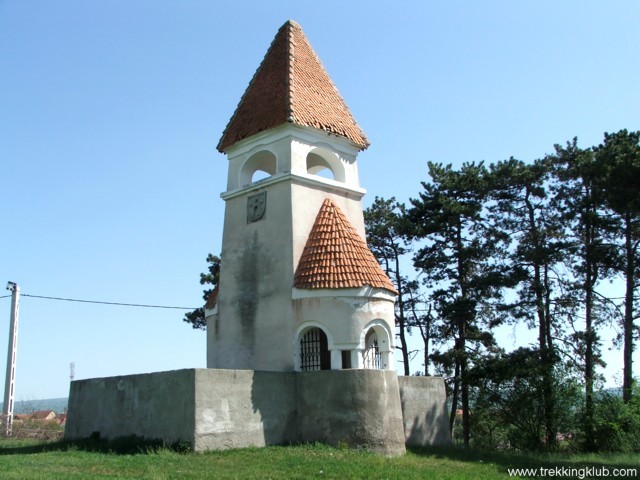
0;438;637;479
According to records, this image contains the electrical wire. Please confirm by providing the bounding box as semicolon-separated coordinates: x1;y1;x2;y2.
0;294;11;299
20;293;197;310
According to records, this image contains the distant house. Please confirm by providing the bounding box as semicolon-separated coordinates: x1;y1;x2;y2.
30;410;56;422
56;413;67;427
13;413;29;424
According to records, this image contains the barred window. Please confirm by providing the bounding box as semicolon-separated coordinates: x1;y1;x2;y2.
300;328;330;371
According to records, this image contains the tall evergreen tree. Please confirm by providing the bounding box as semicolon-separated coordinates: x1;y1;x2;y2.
364;197;414;375
551;139;618;450
594;129;640;403
407;162;513;446
489;157;567;448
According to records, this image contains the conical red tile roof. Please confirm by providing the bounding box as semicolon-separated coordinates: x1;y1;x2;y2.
217;20;369;152
204;286;218;310
294;199;397;294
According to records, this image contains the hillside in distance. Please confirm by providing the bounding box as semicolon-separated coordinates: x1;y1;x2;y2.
1;397;68;414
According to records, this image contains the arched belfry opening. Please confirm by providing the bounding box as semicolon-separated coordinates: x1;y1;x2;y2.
306;147;344;182
240;150;277;186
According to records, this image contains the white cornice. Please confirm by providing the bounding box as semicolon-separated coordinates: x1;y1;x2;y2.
221;172;366;201
224;123;361;160
292;286;396;302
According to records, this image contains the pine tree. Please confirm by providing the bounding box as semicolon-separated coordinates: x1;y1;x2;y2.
551;139;618;450
183;253;221;330
364;197;414;375
407;162;513;446
489;157;567;448
594;129;640;403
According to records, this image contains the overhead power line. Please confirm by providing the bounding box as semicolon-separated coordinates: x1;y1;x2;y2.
20;294;197;310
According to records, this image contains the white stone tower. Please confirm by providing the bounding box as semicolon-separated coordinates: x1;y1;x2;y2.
206;20;397;373
65;22;451;454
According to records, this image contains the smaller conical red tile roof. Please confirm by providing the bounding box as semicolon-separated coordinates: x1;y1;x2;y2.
294;199;397;294
217;20;369;152
204;286;218;310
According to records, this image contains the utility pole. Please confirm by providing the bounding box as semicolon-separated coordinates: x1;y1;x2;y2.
3;282;20;436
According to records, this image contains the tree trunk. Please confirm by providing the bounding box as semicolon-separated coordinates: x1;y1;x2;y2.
455;220;471;448
584;212;596;452
423;313;431;376
394;252;411;376
412;300;431;376
622;212;636;403
449;360;460;436
461;354;471;447
543;263;558;448
526;190;557;449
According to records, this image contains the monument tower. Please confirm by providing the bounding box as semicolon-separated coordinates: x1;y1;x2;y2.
206;20;398;374
65;21;450;455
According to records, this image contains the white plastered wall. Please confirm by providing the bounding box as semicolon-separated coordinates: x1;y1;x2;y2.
208;124;393;372
291;292;396;371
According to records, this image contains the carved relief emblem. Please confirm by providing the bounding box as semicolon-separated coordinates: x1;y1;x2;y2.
247;192;267;223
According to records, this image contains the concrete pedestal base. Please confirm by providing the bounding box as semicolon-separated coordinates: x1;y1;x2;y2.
65;368;450;456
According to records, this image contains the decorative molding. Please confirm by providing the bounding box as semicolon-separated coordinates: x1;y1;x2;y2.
221;171;366;201
292;286;396;302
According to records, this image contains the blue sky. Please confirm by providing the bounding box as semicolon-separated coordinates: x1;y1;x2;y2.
1;1;639;399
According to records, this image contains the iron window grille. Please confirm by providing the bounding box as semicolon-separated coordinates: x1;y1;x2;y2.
300;328;330;371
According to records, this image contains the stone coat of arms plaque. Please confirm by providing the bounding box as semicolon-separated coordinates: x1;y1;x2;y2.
247;192;267;223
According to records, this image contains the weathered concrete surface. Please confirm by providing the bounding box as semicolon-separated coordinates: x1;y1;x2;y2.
66;369;448;455
193;369;297;451
65;369;196;445
297;370;406;456
65;369;298;451
398;376;451;446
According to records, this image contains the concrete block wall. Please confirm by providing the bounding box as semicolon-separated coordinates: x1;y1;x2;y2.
193;369;297;450
65;369;196;445
65;368;449;455
398;376;452;447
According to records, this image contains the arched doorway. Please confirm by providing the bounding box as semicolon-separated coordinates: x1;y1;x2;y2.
299;327;330;371
362;329;381;369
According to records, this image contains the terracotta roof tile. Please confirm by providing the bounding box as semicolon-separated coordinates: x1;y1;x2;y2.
217;20;369;152
294;199;397;294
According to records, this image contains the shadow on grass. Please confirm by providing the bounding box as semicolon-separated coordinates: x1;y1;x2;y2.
0;434;192;456
409;445;639;477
